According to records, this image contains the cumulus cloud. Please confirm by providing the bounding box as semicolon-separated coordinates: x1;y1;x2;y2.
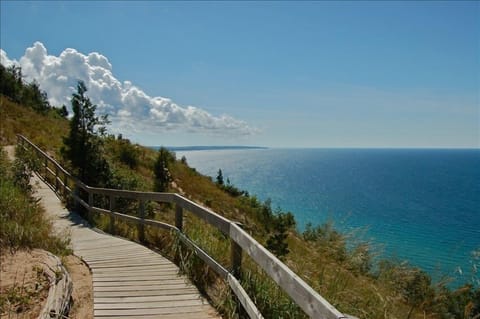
1;42;257;137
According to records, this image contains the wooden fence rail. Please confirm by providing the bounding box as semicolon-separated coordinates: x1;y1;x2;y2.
17;134;350;319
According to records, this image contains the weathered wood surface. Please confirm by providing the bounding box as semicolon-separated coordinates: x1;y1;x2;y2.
38;251;73;319
32;173;221;319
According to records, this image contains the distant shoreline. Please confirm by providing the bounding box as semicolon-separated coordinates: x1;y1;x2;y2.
149;146;269;152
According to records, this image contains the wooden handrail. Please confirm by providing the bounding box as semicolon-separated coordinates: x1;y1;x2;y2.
17;134;349;319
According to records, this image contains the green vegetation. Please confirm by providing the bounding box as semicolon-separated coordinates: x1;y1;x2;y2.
0;64;52;115
0;147;70;255
61;81;110;186
1;64;479;318
154;147;174;192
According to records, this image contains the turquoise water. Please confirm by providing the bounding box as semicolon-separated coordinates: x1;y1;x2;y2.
174;148;480;286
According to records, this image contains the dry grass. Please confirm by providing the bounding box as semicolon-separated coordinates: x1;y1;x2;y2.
0;96;69;154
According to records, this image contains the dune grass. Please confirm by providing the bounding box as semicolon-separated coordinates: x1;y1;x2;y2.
0;148;70;256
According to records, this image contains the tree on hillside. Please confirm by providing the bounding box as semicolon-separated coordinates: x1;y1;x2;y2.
56;105;69;118
266;209;295;260
0;64;22;102
0;65;51;113
61;81;110;186
154;147;174;192
22;80;50;113
216;169;224;186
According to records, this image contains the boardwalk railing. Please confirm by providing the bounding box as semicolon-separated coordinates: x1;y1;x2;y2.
18;134;350;319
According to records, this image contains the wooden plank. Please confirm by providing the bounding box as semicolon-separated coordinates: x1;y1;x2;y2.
80;249;157;258
74;239;130;248
96;314;216;319
94;279;187;287
94;305;214;316
74;242;134;251
83;253;159;262
86;257;169;264
94;288;199;297
94;283;195;292
75;243;150;251
93;275;183;282
229;223;346;319
94;298;206;309
89;261;172;269
74;236;121;244
178;233;229;279
92;269;179;277
95;294;203;303
92;268;178;275
227;274;263;319
174;194;230;234
91;265;178;274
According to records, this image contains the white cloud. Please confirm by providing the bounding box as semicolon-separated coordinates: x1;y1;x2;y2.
1;42;257;137
0;49;16;67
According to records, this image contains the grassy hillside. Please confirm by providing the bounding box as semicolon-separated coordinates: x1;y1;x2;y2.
0;96;69;152
1;93;478;319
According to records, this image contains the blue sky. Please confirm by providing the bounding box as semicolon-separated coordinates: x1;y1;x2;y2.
1;1;479;148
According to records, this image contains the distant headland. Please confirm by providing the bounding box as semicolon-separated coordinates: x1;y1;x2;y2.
149;146;268;152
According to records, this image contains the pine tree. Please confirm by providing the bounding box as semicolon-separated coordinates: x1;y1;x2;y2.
216;169;224;186
61;81;109;186
154;147;173;192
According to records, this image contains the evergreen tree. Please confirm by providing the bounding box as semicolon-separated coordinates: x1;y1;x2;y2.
57;105;69;118
0;65;51;112
22;80;50;113
216;169;224;186
0;64;22;102
61;81;110;186
266;209;295;260
154;147;173;192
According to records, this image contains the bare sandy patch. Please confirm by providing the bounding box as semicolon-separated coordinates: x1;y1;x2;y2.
0;249;50;318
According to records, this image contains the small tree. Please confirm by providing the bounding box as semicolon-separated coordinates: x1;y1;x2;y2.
266;210;295;260
154;147;173;192
56;105;69;118
117;139;139;169
216;169;224;186
61;81;110;186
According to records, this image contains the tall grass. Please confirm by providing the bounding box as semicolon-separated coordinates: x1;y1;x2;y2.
0;148;70;255
0;96;69;152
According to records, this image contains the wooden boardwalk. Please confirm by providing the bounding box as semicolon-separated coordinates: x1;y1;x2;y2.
32;173;221;319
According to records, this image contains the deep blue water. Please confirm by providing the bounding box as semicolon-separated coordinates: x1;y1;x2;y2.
174;148;480;287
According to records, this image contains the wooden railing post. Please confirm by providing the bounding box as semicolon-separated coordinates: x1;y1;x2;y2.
63;172;68;199
54;166;59;192
88;191;93;223
44;156;48;180
175;205;183;232
73;184;80;212
109;195;116;235
138;199;145;243
231;223;243;279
